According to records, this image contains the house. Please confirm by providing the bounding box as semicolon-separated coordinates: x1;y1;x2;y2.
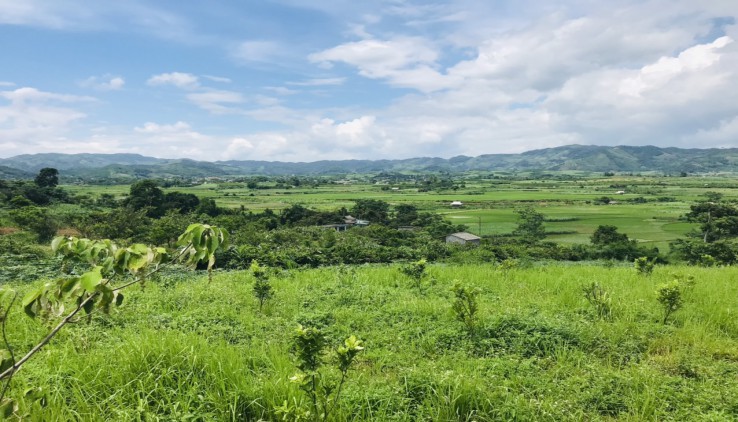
445;232;481;245
321;224;350;232
451;201;463;208
322;216;370;231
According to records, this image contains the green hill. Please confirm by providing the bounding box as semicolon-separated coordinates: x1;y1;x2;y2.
2;145;737;179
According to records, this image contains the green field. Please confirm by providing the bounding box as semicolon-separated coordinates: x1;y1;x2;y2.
4;264;738;420
62;173;728;252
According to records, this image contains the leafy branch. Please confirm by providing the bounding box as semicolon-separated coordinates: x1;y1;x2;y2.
0;224;228;411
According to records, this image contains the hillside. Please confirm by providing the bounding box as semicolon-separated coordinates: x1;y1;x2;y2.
1;145;737;179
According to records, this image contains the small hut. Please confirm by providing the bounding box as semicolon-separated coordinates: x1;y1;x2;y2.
445;232;481;245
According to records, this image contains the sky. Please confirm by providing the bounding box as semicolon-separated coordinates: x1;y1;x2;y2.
0;0;737;162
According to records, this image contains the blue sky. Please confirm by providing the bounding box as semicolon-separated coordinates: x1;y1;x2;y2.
1;0;737;161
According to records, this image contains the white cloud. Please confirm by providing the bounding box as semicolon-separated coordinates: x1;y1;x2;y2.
309;37;449;92
0;82;14;87
147;72;199;89
79;75;125;91
3;1;738;161
264;86;298;95
0;0;194;41
0;87;95;103
0;87;93;156
202;75;232;83
619;36;733;98
230;40;287;64
134;121;191;134
287;77;346;86
186;90;244;113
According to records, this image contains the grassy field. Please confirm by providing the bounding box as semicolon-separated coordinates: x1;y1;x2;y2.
4;263;738;420
62;173;728;251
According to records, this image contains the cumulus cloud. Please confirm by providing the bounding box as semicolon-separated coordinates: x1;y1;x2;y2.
309;37;449;92
147;72;199;88
3;1;738;161
0;87;94;157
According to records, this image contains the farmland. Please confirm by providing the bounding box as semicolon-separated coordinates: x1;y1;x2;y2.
62;173;737;249
2;171;738;420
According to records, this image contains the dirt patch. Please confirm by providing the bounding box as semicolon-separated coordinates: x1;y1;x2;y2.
0;227;20;236
56;228;82;237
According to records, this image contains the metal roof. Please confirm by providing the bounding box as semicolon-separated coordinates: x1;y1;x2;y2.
448;232;481;240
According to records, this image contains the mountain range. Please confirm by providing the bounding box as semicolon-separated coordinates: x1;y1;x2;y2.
0;145;736;180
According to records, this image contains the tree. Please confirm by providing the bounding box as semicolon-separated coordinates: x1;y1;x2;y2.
512;207;546;242
591;225;629;246
34;168;58;188
125;180;164;217
162;192;200;214
686;201;738;243
351;199;390;224
8;206;57;242
393;204;418;227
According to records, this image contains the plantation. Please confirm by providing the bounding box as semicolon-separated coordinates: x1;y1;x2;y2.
2;264;737;420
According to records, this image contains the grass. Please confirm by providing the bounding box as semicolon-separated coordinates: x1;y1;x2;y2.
3;263;738;420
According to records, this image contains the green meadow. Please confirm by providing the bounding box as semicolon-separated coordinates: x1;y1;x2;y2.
4;264;738;420
63;173;730;251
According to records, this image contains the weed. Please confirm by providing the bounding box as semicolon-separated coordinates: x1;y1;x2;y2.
582;282;612;320
450;281;481;335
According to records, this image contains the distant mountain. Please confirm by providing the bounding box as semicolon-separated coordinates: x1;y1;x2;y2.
1;145;737;179
0;165;33;179
0;153;165;172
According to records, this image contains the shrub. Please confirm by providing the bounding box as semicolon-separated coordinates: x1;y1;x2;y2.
582;282;612;320
250;261;273;312
400;259;427;291
656;280;683;324
450;281;481;335
279;325;363;421
634;257;655;275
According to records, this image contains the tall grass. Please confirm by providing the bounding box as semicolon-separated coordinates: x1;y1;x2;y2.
4;264;738;420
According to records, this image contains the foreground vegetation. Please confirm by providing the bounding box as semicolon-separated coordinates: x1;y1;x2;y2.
2;169;738;420
2;263;737;420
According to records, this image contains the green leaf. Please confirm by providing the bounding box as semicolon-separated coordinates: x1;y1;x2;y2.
50;236;65;252
0;349;13;373
60;277;80;294
0;287;14;305
129;243;149;255
126;253;148;271
22;288;42;318
82;296;95;315
0;398;17;419
190;226;205;250
80;267;103;292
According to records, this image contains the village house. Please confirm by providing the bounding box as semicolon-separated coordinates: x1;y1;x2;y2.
445;232;481;245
